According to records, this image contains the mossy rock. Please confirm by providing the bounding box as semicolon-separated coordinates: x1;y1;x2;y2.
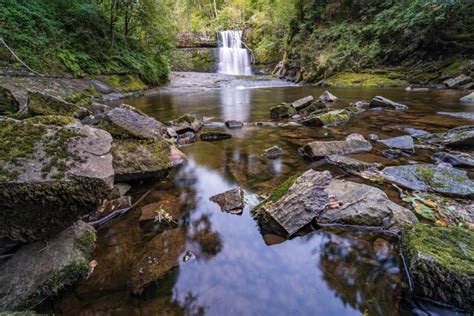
63;86;101;108
402;224;473;312
327;72;409;88
26;91;88;118
171;48;218;72
270;105;296;119
0;221;96;311
300;107;358;126
96;75;147;93
24;115;78;126
0;85;20;114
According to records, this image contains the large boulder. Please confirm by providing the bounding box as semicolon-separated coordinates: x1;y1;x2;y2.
0;85;19;114
112;139;183;182
300;107;358;126
402;225;473;312
381;164;474;199
317;180;418;234
301;134;372;159
0;221;96;311
369;96;408;110
418;125;474;148
256;170;332;236
0;118;114;242
291;96;314;111
26;91;88;118
444;74;472;88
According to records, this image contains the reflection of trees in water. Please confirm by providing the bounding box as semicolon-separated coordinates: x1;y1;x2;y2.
189;214;223;260
318;230;402;316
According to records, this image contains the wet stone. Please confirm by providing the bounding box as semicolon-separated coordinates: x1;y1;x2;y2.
270;104;296;119
460;92;474;103
263;146;283;159
379;135;414;151
368;134;379;142
400;127;429;138
418;125;474;148
302;134;372;159
200;132;232;141
369;96;408;110
291;95;314;111
432;151;474;168
319;91;338;103
326;155;381;175
382;149;410;160
225;120;243;129
210;188;244;215
438;112;474;121
0;85;19;114
443;74;472;88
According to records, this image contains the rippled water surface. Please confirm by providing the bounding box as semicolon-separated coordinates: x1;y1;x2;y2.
39;82;472;315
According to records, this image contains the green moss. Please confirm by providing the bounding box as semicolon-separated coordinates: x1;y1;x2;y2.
440;59;470;78
63;87;101;107
24;115;76;126
327;72;409;88
416;166;435;184
27;92;81;117
97;75;147;93
74;229;97;254
270;172;302;203
403;224;474;275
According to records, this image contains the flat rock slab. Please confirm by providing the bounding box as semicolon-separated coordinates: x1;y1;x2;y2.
432;151;474;168
225;120;243;129
300;107;358;127
418;125;474;148
317;179;418;234
326;155;381;174
259;170;332;236
369;96;408;110
210;188;244;214
379;135;414;151
444;74;472;88
200;132;232;141
112;139;179;182
291;96;314;111
438;112;474;121
0;221;96;311
302;134;372;159
0;118;114;242
381;164;474;199
402;225;473;312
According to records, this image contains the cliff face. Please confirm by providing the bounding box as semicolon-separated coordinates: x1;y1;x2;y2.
172;32;218;73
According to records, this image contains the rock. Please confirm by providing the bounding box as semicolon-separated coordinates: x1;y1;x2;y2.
169;114;203;134
27;91;89;118
0;221;96;311
88;102;111;115
444;74;472;88
319;91;338;102
200;132;232;141
90;79;112;94
379;135;414;151
373;238;390;260
210;188;244;214
317;179;418;234
401;225;473;312
0;118;114;242
438;112;474;121
98;196;131;218
24;115;79;126
279;122;302;128
432;151;474;168
291;96;314;111
108;183;132;199
369;96;408;110
382;149;410;160
298;100;328;115
352;101;368;109
112;139;181;182
381;164;474;199
300;107;358;126
326;155;381;175
461;92;474;103
418;125;474;148
225;120;243;129
257;170;332;236
301;134;372;159
400;127;430;138
0;85;19;114
405;86;429;92
263;146;283;159
368;134;379;142
270;104;296;119
130;228;186;294
100;105;163;140
170;145;188;165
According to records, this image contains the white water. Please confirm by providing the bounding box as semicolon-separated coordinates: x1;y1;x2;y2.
218;30;252;76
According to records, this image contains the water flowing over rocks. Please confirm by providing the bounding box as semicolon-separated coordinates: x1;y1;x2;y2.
369;96;408;110
0;221;96;311
381;164;474;199
402;225;473;312
210;188;245;214
301;134;372;159
0;118;114;242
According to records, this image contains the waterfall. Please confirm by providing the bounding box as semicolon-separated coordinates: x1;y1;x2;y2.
218;30;252;76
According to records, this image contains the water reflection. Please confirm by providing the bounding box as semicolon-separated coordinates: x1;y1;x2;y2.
219;88;251;122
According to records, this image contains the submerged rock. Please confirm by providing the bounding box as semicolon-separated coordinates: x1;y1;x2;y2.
432;151;474;168
418;125;474;148
0;118;113;242
225;120;243;129
302;134;372;159
0;85;19;114
257;170;332;236
300;107;358;126
460;92;474;103
112;139;182;182
400;127;430;138
210;188;244;215
291;96;314;111
200;132;232;141
263;146;283;159
382;149;410;160
0;221;96;311
438;112;474;121
326;155;381;175
270;104;296;119
317;180;418;234
401;225;473;312
369;96;408;110
319;91;338;103
26;91;88;118
381;164;474;198
444;74;472;88
379;135;414;151
138;198;181;229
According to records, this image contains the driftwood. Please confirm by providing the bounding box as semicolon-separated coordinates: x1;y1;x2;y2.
88;189;154;228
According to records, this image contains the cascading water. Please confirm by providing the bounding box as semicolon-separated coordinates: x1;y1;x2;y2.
218;30;252;76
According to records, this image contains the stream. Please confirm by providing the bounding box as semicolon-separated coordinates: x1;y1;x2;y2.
39;78;472;315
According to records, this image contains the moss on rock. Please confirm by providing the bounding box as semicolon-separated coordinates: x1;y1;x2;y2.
27;91;83;117
24;115;77;126
97;75;147;92
327;72;409;88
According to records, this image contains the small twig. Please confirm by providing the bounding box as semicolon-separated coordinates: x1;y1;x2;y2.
88;189;154;228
